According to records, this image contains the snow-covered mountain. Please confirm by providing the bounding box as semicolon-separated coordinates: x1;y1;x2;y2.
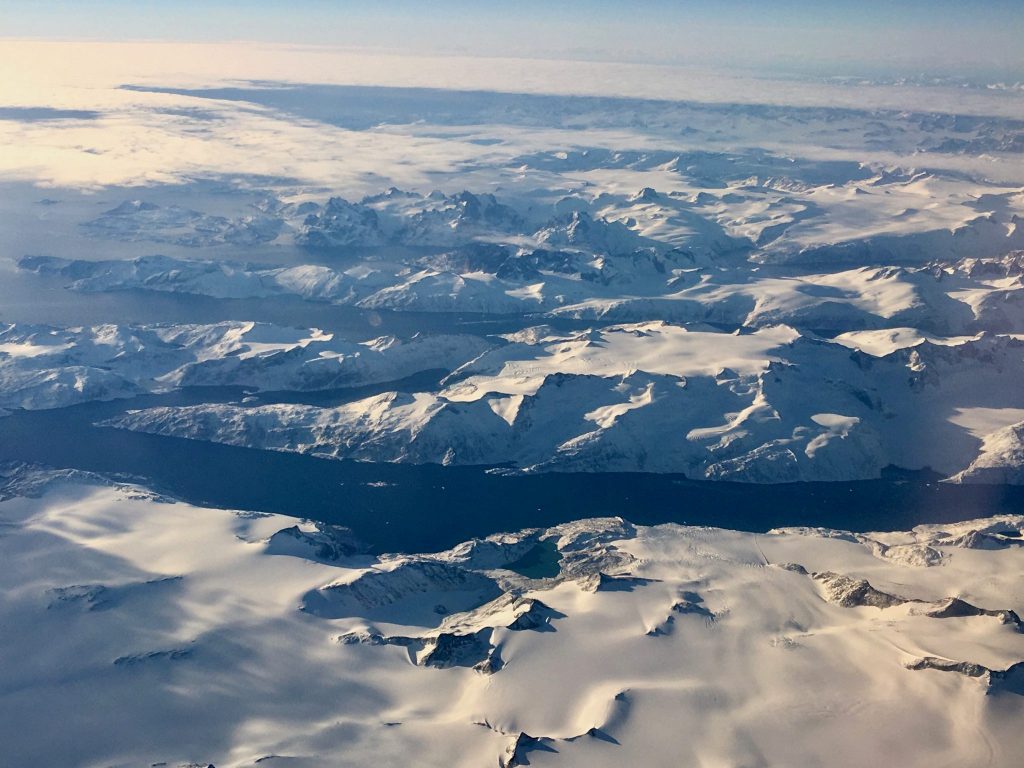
4;37;1024;768
100;322;1024;482
11;169;1024;484
81;200;284;247
20;249;1024;334
0;321;488;411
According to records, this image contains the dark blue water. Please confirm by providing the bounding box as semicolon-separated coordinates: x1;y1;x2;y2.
2;387;1022;554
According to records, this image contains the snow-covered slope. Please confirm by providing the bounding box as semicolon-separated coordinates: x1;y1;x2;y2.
102;322;1024;481
0;321;489;411
951;421;1024;484
21;248;1024;334
1;467;1021;767
81;199;284;247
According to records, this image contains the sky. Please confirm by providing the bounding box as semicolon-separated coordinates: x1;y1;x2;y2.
3;0;1023;80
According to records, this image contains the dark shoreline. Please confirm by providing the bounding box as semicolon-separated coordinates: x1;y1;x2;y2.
2;389;1021;554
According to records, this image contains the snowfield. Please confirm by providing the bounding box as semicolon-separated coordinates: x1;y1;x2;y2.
0;466;1021;767
3;38;1024;767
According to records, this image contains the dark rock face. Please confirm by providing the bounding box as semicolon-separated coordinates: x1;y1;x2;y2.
647;591;716;636
337;630;413;648
334;592;569;674
925;597;1023;632
812;571;907;609
338;628;500;673
506;598;565;632
671;593;717;623
584;572;660;593
113;648;192;667
907;656;993;678
907;657;1024;695
266;523;365;563
777;562;809;575
420;628;497;671
500;732;557;768
302;560;503;619
806;568;1022;634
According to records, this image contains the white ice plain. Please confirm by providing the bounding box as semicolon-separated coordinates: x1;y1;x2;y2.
0;467;1021;767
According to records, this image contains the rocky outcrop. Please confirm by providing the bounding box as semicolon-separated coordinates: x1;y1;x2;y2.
581;572;660;593
303;560;503;619
297;197;384;249
812;572;908;609
265;523;365;563
499;732;557;768
924;598;1023;632
907;657;1024;695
